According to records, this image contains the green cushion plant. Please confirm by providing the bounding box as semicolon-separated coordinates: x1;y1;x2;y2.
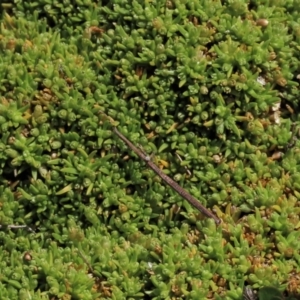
0;0;300;299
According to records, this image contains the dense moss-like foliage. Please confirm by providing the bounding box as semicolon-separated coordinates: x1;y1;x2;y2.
0;0;300;299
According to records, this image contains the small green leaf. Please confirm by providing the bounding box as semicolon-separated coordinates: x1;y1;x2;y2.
158;143;169;153
179;79;186;87
56;184;73;195
258;287;283;300
17;188;32;200
60;167;78;174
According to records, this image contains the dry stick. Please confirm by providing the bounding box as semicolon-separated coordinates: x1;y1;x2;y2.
77;249;94;274
112;127;221;225
175;152;192;176
0;224;35;233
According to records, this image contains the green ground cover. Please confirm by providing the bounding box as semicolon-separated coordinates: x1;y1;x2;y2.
0;0;300;299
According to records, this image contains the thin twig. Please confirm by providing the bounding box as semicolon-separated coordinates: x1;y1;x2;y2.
175;152;192;176
111;126;221;225
77;249;94;274
0;224;35;233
